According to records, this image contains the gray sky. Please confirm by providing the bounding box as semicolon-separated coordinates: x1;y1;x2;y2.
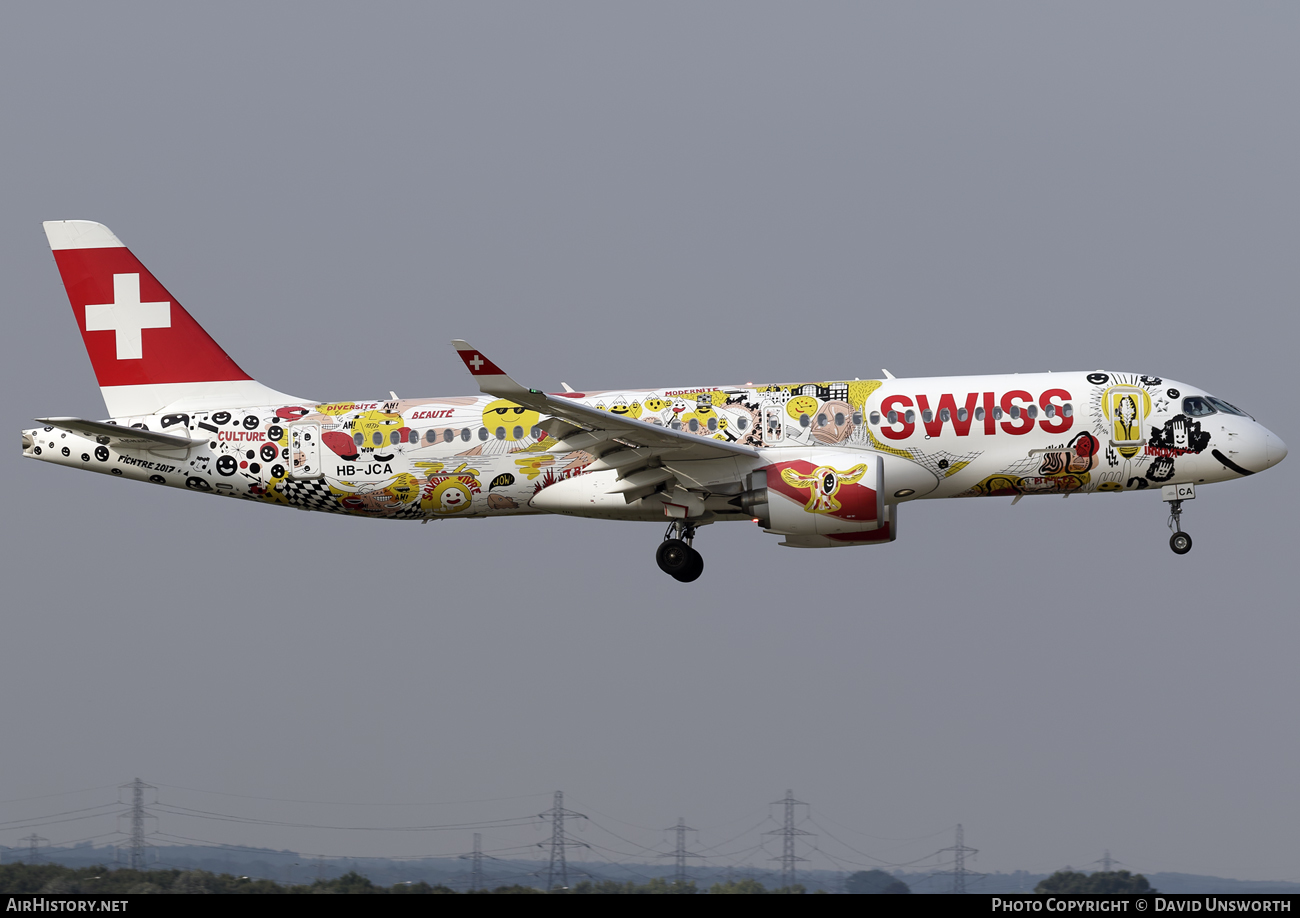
1;2;1296;881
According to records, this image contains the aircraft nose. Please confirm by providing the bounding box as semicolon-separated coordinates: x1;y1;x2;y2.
1265;428;1288;468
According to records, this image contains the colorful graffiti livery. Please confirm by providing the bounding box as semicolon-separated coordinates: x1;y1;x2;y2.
21;221;1289;580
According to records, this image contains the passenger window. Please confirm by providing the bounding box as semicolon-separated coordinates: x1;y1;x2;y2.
1045;405;1055;418
957;408;968;422
531;426;543;439
921;410;933;423
870;412;881;425
799;414;810;428
851;412;862;425
409;430;419;444
460;429;471;442
834;412;845;426
372;432;383;446
390;430;400;445
737;417;749;431
445;429;455;443
817;413;828;427
940;408;950;422
495;427;505;440
1063;404;1073;418
479;427;488;441
993;407;1004;420
707;417;717;431
886;411;898;424
1027;405;1038;419
513;426;524;439
688;418;699;432
974;407;984;421
1010;406;1020;419
904;409;916;424
353;432;364;446
425;430;438;444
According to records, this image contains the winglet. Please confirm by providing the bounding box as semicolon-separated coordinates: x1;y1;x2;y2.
450;340;528;397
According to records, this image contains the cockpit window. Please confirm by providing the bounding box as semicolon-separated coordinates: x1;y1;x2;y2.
1207;397;1251;419
1182;396;1216;418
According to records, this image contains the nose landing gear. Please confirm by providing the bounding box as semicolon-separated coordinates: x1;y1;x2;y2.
1167;499;1192;555
657;521;704;582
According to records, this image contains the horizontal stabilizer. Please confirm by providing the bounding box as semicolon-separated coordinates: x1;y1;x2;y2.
35;417;202;451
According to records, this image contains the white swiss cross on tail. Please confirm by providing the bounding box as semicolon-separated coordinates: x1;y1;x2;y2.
84;273;171;360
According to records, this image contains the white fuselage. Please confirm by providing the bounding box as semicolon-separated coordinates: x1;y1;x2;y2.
21;371;1286;528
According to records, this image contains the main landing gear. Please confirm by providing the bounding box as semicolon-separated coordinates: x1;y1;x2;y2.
1167;499;1192;555
657;521;704;582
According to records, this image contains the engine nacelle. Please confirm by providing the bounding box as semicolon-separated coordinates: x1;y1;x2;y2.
738;449;938;548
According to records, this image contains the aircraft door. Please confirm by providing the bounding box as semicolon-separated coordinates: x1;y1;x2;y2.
1103;385;1150;459
289;424;323;479
764;406;785;446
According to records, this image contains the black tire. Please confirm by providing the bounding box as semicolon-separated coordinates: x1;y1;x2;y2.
672;548;705;583
1170;531;1192;555
656;539;692;575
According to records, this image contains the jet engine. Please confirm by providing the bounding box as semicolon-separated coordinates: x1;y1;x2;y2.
733;450;939;548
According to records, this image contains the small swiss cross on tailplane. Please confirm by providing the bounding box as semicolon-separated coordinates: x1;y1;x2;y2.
452;341;505;377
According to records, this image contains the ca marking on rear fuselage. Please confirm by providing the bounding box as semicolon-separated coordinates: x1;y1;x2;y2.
22;221;1288;581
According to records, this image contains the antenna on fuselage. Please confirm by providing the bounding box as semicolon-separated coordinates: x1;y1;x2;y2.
881;369;896;379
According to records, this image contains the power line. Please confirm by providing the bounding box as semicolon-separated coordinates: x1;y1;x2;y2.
152;783;550;808
934;824;982;893
1086;849;1126;872
763;790;813;889
462;833;484;891
19;834;47;863
660;817;701;884
120;778;156;870
539;791;588;892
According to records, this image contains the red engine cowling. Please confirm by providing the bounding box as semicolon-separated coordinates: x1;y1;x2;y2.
746;451;890;547
734;449;936;547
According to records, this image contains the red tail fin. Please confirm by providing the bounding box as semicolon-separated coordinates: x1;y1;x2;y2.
43;221;295;418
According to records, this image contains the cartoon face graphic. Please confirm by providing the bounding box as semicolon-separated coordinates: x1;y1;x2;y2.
681;405;720;434
786;395;819;421
643;397;668;413
440;484;470;510
353;409;404;449
608;398;642;419
423;477;477;514
1145;456;1176;482
482;399;541;441
1149;415;1210;455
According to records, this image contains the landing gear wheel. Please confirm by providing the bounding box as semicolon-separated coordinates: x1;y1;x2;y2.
672;548;704;583
657;539;693;576
1170;531;1192;555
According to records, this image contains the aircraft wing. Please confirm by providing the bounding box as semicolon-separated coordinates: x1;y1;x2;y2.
35;417;202;451
451;340;759;463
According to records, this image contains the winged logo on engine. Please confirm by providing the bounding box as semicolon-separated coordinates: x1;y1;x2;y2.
779;464;867;514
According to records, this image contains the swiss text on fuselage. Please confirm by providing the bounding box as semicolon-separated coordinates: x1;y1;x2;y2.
878;389;1074;440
